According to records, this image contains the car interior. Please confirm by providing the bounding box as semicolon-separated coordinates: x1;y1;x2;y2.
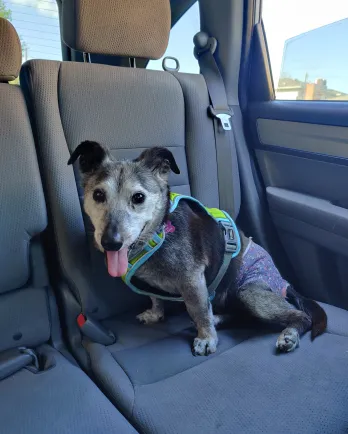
0;0;348;433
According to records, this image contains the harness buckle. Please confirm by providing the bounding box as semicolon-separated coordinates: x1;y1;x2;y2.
220;221;238;253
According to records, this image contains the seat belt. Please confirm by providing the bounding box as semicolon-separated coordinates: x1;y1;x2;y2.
193;32;240;219
0;347;39;381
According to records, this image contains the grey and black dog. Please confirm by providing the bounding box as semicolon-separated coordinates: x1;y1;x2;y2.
68;141;327;356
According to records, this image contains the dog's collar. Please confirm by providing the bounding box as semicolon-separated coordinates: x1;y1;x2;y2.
121;193;241;302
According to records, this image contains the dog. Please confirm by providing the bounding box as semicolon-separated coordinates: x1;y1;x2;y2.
68;141;327;356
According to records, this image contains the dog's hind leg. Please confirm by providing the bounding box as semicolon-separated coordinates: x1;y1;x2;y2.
237;283;311;352
136;297;165;324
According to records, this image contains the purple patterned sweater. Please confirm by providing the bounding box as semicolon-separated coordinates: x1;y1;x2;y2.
236;239;289;297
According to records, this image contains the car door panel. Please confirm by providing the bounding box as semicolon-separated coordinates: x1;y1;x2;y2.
247;101;348;310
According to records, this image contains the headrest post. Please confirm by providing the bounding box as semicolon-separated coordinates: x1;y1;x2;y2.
83;52;91;63
129;58;136;68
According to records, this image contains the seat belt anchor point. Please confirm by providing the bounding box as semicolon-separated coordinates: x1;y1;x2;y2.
193;32;217;58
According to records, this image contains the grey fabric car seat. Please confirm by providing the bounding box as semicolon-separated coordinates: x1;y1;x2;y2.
0;17;137;434
19;1;348;433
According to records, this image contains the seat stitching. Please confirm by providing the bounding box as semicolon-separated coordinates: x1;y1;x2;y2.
106;346;137;417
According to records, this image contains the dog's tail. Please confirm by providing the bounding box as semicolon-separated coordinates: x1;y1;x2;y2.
286;285;327;340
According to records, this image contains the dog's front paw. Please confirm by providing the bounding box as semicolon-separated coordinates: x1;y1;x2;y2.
192;336;218;356
136;309;164;325
276;327;299;353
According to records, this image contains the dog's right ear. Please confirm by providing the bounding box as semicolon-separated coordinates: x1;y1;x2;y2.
67;141;108;174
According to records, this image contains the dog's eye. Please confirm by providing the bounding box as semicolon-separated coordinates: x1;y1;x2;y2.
132;192;145;205
93;189;106;203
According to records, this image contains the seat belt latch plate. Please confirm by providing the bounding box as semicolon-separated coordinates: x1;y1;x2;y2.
208;106;232;131
216;113;231;131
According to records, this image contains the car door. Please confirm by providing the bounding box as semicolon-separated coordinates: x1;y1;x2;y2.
245;0;348;310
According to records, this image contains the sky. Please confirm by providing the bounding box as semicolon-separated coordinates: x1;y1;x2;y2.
263;0;348;92
148;1;200;73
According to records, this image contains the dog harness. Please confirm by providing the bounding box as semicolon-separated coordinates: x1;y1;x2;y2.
122;193;241;301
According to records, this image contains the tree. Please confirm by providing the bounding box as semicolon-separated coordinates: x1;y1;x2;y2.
0;0;12;20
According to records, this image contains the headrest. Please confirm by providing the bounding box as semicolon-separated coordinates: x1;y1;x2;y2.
62;0;171;60
0;18;22;83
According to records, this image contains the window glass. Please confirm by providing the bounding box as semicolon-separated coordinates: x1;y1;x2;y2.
1;0;61;70
263;0;348;101
148;1;200;74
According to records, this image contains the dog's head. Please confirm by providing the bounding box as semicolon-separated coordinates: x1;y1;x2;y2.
68;141;180;277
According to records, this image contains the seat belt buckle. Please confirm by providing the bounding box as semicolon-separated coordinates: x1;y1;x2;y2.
219;221;237;253
77;313;116;346
208;106;232;131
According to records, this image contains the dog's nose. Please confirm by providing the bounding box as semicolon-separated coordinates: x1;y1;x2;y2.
102;239;123;251
101;231;123;251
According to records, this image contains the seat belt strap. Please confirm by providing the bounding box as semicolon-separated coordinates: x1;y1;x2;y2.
0;347;38;381
194;32;240;219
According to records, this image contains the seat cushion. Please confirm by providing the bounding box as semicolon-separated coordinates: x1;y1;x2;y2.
1;345;137;434
86;303;348;434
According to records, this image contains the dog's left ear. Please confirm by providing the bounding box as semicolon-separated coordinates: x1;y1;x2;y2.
68;140;108;174
135;147;180;176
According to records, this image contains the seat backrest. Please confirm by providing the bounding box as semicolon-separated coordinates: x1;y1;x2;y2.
19;0;237;320
0;18;50;352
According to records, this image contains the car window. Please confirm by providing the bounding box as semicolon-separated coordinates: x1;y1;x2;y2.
147;1;200;74
1;0;61;78
262;0;348;101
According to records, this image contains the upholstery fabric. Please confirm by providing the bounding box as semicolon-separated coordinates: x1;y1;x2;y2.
319;302;348;337
172;73;221;208
88;305;348;434
62;0;170;59
0;346;137;434
0;18;21;82
0;287;50;353
21;60;102;315
0;83;47;292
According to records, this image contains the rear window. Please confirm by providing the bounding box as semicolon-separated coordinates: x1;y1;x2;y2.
147;2;200;73
1;0;62;67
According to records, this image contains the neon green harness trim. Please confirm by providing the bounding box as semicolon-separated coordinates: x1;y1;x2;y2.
121;193;241;301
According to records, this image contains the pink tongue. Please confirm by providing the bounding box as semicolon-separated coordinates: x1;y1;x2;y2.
106;248;129;277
